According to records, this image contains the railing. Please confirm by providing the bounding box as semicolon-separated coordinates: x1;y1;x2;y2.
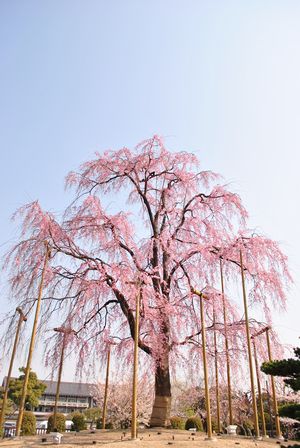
36;428;72;434
39;400;88;407
3;427;72;438
3;428;16;438
36;428;47;435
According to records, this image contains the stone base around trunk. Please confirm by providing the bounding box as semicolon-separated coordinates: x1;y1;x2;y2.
149;395;171;427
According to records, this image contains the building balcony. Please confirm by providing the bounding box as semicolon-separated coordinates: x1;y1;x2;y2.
39;400;88;408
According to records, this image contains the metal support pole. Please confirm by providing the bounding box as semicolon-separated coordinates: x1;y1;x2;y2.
220;260;233;425
213;307;221;434
0;308;27;432
252;337;267;437
102;345;111;430
15;242;50;436
131;287;140;440
239;250;260;439
265;328;282;439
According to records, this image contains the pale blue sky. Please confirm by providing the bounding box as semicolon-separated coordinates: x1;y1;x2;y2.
0;1;299;381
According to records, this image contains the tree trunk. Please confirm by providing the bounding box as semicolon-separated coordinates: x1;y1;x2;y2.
149;354;171;427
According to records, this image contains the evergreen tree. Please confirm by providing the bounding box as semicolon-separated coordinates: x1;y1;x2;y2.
0;386;14;416
261;347;300;392
8;367;46;410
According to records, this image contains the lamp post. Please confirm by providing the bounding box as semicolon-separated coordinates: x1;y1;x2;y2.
102;344;111;431
251;335;267;438
220;259;233;425
16;242;50;437
0;308;27;432
52;326;74;429
239;250;260;439
192;289;216;442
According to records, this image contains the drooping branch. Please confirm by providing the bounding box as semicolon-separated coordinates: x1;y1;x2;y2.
3;135;291;382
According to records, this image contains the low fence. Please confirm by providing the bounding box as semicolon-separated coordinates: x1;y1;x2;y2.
3;427;71;438
3;428;16;438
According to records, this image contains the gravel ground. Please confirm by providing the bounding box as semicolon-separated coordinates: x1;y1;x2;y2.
0;429;295;448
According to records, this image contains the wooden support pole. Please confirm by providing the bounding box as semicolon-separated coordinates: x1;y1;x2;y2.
220;259;233;425
53;330;67;430
15;242;50;436
0;308;27;432
102;345;111;430
266;380;274;438
199;293;215;441
252;337;267;437
131;286;140;440
239;250;260;439
265;328;282;439
213;307;221;434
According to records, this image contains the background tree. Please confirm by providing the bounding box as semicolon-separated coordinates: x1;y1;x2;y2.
94;378;153;429
4;136;291;426
171;383;205;418
8;367;46;410
0;386;14;416
83;407;102;428
261;347;300;392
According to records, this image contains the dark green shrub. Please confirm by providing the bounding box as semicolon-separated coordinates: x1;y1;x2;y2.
202;416;219;433
170;416;186;429
210;417;220;432
71;412;86;431
279;403;300;420
120;418;130;429
21;411;36;435
47;413;66;433
185;416;203;431
95;418;113;429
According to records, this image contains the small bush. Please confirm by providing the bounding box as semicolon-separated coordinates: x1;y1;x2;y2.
240;419;254;436
95;418;114;429
21;411;36;435
170;416;186;430
210;417;220;432
120;418;130;429
71;412;86;432
47;413;66;433
184;407;196;418
185;416;203;431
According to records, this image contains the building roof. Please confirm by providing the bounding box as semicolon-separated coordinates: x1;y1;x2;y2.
2;377;97;398
41;380;96;397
